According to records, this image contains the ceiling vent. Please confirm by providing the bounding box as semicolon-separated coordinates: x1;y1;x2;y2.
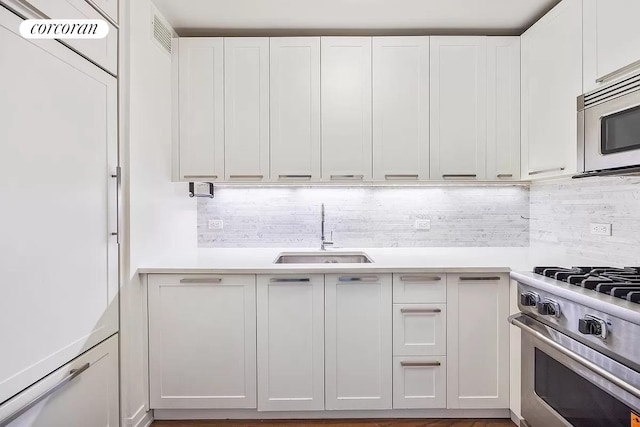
151;5;173;54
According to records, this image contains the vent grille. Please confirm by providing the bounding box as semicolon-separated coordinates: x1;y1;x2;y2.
152;13;172;54
583;73;640;109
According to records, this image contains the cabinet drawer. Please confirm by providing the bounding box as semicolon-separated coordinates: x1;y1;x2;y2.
393;356;446;409
393;304;446;356
393;273;446;303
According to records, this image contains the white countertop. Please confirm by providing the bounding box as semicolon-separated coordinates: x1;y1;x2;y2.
137;244;599;275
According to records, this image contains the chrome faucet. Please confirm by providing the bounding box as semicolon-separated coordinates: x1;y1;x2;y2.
320;203;334;250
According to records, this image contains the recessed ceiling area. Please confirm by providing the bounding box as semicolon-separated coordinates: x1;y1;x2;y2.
153;0;561;36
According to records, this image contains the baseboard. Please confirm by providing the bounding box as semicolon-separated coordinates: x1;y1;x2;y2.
510;410;523;426
154;408;511;420
126;404;154;427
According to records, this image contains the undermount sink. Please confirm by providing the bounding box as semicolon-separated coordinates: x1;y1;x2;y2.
274;252;373;264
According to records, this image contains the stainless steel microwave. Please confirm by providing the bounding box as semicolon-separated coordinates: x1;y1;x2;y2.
577;74;640;178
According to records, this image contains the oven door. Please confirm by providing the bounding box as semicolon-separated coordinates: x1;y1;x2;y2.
510;313;640;427
584;88;640;172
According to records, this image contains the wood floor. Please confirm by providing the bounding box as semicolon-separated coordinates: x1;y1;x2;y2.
152;419;515;427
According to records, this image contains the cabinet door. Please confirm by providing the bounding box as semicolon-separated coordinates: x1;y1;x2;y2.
148;275;257;409
521;0;582;179
0;8;118;404
87;0;118;23
0;335;119;427
430;37;487;181
392;273;446;304
393;356;447;409
486;37;521;181
393;304;446;356
321;37;373;182
225;38;269;182
178;38;225;181
257;275;324;411
446;273;510;409
373;37;430;181
270;37;321;182
584;0;640;92
325;274;392;410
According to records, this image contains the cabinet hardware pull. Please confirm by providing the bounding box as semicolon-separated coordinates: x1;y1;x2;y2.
269;278;311;283
497;174;513;178
183;175;218;179
339;276;379;282
442;174;477;179
400;308;442;314
385;174;419;180
330;174;364;180
400;361;441;367
528;167;565;176
459;276;501;281
278;174;312;180
595;59;640;83
400;275;442;282
179;278;222;284
0;363;90;427
229;174;264;179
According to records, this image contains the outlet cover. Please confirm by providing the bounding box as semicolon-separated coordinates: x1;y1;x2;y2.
208;220;223;230
415;219;431;230
590;223;612;236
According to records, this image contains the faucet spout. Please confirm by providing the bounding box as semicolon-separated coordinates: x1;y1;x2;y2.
320;203;334;250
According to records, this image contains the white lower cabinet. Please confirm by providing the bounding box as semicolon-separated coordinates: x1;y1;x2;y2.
325;274;393;410
0;335;119;427
393;356;447;409
148;274;257;409
446;273;510;409
393;304;446;356
257;275;325;411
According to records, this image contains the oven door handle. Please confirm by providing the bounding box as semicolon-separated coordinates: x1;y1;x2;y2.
509;313;640;401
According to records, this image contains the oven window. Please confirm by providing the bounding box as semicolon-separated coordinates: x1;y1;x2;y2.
601;105;640;154
535;348;636;427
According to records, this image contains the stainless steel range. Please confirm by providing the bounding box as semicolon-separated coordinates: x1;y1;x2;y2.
510;267;640;427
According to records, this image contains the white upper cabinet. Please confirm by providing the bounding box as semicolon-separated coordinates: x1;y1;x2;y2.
177;38;225;181
373;37;430;181
321;37;373;182
430;37;487;180
270;37;321;182
583;0;640;92
224;38;270;182
521;0;582;179
87;0;118;23
486;37;521;181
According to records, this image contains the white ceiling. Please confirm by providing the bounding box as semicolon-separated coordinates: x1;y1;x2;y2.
153;0;561;36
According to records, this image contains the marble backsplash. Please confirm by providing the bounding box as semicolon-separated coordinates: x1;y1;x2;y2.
530;175;640;266
198;185;530;248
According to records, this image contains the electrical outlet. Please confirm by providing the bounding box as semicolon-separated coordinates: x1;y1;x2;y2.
415;219;431;230
208;220;223;230
590;223;612;236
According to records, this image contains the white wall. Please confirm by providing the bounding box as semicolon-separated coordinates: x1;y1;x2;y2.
121;1;198;425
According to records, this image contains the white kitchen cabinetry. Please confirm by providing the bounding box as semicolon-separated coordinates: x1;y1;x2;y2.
1;8;118;404
393;304;446;356
270;37;321;182
393;356;447;409
224;38;270;182
325;274;392;410
321;37;373;182
87;0;118;23
392;273;446;304
521;0;582;179
446;273;510;409
148;275;257;409
583;0;640;92
0;335;119;427
177;38;225;181
257;275;324;411
430;37;487;181
373;37;430;181
486;37;521;181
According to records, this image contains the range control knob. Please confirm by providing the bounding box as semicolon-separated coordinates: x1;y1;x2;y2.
520;291;540;307
578;315;607;339
537;299;561;318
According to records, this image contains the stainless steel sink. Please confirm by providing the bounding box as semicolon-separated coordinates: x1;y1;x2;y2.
274;252;373;264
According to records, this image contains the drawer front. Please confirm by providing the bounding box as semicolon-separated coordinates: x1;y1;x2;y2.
393;273;446;303
393;304;446;356
392;356;447;409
